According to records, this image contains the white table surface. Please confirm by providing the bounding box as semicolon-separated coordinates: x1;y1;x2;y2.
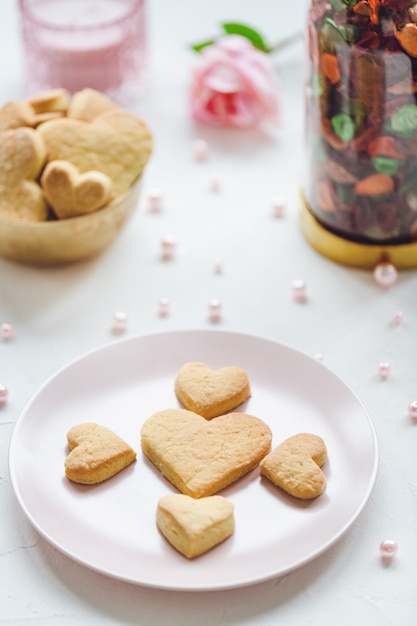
1;1;416;624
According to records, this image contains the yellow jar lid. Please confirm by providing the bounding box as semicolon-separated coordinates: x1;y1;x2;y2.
300;194;417;270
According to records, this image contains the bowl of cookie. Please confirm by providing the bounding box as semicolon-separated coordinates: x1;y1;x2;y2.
0;88;153;266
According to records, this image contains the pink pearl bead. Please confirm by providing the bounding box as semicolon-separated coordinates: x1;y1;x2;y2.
272;196;285;218
1;323;13;341
292;279;307;302
0;384;8;405
112;311;128;334
314;353;324;361
213;257;224;274
147;187;163;213
373;262;398;288
158;297;171;317
380;539;398;561
161;234;177;260
193;139;208;162
209;175;222;192
391;310;404;325
408;400;417;422
208;299;222;322
378;361;391;380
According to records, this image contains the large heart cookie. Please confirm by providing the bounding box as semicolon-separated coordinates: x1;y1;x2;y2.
37;108;153;197
65;422;136;484
174;362;251;419
41;160;115;219
260;433;327;500
156;493;235;558
141;409;272;498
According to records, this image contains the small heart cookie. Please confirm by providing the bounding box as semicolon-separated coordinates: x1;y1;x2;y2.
0;127;48;221
260;433;327;500
157;493;235;558
141;409;272;498
28;88;69;115
27;88;69;126
37;109;152;197
41;160;115;219
65;422;136;484
0;99;36;132
0;91;69;132
174;362;251;419
68;88;117;122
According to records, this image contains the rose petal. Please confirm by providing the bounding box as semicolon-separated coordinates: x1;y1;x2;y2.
204;64;245;92
189;35;279;128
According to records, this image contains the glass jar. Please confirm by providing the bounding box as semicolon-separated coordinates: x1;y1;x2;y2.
304;1;417;246
18;0;147;104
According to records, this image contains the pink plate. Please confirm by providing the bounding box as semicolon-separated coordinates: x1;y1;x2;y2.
9;330;378;591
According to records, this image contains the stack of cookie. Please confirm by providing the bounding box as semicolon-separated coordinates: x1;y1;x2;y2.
64;361;328;560
0;88;152;222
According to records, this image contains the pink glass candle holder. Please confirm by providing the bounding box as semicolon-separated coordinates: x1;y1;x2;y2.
18;0;147;103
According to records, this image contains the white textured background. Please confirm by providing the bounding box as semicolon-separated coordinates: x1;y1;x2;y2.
1;0;416;624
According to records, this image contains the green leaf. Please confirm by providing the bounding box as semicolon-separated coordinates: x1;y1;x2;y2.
372;157;400;176
329;0;360;11
190;38;217;53
391;104;417;138
321;18;357;52
331;113;356;142
221;22;269;52
342;24;358;45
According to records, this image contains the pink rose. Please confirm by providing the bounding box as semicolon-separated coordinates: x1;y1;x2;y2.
189;35;279;128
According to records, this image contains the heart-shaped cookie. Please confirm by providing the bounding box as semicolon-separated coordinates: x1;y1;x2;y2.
141;409;272;498
0;127;48;221
260;433;327;499
68;87;117;122
41;160;115;219
64;422;136;484
174;362;251;419
157;493;235;558
0;99;36;131
37;108;153;197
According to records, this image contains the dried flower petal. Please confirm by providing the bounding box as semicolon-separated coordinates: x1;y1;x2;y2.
355;174;395;196
387;77;417;95
322;52;341;84
327;160;358;184
368;136;405;158
368;0;381;25
395;23;417;58
317;180;336;212
353;1;373;17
